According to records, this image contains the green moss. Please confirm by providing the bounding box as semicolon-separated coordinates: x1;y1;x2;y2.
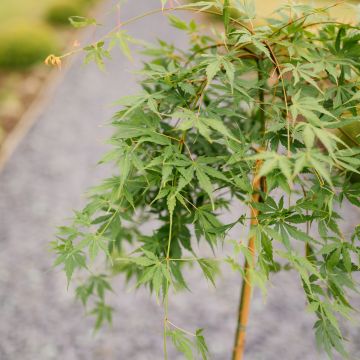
0;23;58;70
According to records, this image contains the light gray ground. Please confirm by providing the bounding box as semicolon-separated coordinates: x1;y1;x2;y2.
0;1;359;359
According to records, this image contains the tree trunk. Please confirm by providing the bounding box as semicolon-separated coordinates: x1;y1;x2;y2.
232;160;265;360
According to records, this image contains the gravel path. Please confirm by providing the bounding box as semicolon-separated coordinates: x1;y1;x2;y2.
0;1;359;359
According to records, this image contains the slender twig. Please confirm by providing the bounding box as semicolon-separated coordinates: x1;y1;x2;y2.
59;6;251;60
270;1;345;38
163;204;174;360
256;59;266;137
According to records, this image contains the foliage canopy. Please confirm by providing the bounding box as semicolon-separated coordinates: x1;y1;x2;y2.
52;1;360;358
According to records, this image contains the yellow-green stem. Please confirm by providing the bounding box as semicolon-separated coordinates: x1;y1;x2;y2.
163;212;173;359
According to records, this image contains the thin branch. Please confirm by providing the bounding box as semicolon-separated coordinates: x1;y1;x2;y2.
59;5;251;60
270;1;346;38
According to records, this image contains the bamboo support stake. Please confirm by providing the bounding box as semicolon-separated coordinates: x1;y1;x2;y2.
232;160;265;360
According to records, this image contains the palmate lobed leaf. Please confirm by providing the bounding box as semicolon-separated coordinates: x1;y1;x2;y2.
167;327;210;360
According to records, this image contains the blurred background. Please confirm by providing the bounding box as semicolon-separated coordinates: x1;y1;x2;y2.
0;1;359;359
0;0;100;147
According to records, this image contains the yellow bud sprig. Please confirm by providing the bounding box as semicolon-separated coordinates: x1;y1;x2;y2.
44;55;62;70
